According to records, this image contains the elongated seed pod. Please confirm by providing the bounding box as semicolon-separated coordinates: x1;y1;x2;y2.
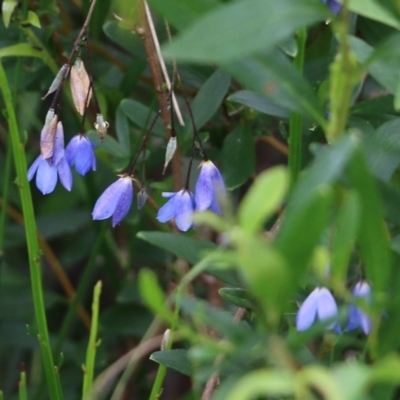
42;64;68;99
70;59;92;115
40;112;58;160
162;136;177;174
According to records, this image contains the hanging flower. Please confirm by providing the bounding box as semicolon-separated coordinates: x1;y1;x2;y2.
92;176;133;227
28;121;72;194
157;189;195;231
347;281;372;335
296;287;340;332
195;160;226;214
322;0;342;14
65;134;96;176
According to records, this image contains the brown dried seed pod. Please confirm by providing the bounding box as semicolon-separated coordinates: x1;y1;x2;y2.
40;112;58;160
70;59;92;115
42;64;69;100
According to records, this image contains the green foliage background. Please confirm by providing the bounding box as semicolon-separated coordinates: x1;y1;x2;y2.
2;0;400;399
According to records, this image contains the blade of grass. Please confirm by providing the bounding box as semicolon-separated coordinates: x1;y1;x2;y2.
82;281;102;400
0;62;61;400
18;371;28;400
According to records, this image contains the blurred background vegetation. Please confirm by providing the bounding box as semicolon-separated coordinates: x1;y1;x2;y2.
3;0;400;399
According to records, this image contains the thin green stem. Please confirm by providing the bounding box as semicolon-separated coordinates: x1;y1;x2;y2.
0;139;13;253
288;27;307;185
19;371;28;400
148;285;182;400
34;226;106;400
326;0;359;143
82;281;102;399
0;62;61;400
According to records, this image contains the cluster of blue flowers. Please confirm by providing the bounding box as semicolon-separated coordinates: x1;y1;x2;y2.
92;160;226;230
28;115;96;194
296;281;372;335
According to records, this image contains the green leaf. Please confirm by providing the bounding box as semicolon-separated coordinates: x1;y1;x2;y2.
225;369;295;400
115;104;131;151
290;135;356;208
218;288;253;310
236;234;290;319
274;186;335;293
147;0;219;30
87;130;128;158
151;349;193;376
184;69;231;134
225;53;325;125
26;11;41;28
179;296;250;339
138;268;173;322
162;0;328;63
347;148;391;292
331;191;361;283
0;43;45;59
238;166;289;233
220;125;255;190
2;0;18;28
350;36;399;95
343;0;400;30
103;21;143;56
137;231;217;265
120;99;165;137
363;118;400;181
228;90;289;118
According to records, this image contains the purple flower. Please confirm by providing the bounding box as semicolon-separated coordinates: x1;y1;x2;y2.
92;176;133;227
65;134;96;175
28;121;72;194
296;287;340;332
347;281;372;335
195;160;226;214
157;189;195;231
322;0;342;14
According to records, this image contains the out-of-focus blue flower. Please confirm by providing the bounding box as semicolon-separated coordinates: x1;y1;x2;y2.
195;160;226;214
28;121;72;194
347;281;372;335
65;134;96;175
322;0;342;14
92;176;133;227
157;189;195;231
296;287;340;332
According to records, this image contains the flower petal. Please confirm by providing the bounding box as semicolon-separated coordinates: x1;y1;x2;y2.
28;155;42;181
57;157;73;191
75;136;94;175
92;177;128;221
175;191;195;231
53;122;65;166
157;193;179;223
195;162;214;211
36;159;57;195
111;179;133;226
296;288;319;331
316;288;338;323
347;304;359;331
65;135;79;166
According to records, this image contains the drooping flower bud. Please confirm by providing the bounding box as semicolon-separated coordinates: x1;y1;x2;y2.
162;136;177;174
70;58;91;115
42;64;68;100
40;109;58;161
94;114;109;141
137;188;148;210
